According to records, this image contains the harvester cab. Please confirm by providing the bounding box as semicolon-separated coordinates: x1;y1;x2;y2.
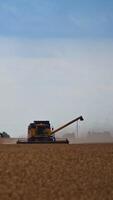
27;121;55;143
17;116;84;144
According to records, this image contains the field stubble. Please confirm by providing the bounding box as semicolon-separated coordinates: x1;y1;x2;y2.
0;143;113;200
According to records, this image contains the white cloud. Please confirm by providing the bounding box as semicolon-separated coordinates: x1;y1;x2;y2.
0;37;113;136
69;12;113;31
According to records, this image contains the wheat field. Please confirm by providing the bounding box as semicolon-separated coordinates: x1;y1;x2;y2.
0;143;113;200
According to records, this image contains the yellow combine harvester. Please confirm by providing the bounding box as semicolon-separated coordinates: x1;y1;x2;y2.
17;116;84;144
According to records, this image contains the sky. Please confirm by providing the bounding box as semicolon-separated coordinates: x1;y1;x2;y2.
0;0;113;137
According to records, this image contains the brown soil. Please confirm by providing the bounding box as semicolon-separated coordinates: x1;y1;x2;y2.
0;143;113;200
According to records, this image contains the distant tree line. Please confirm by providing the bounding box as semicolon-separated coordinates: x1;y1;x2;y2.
87;131;111;137
0;132;10;138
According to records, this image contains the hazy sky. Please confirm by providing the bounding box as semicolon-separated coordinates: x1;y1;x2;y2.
0;0;113;137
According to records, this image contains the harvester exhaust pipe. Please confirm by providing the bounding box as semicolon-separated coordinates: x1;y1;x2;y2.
52;115;84;134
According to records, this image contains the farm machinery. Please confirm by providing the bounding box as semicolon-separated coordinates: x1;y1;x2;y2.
17;116;84;144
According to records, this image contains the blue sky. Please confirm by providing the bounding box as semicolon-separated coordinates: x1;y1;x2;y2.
0;1;113;137
0;0;113;38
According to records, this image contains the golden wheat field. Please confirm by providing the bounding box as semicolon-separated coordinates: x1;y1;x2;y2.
0;143;113;200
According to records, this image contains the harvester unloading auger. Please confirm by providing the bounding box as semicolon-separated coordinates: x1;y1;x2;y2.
17;116;84;144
